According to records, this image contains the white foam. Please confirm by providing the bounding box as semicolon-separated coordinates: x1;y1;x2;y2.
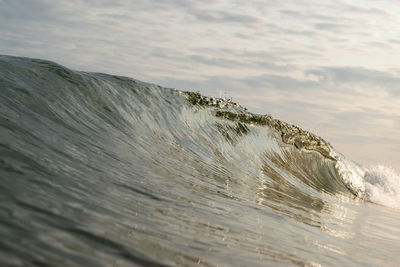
364;165;400;209
329;149;366;197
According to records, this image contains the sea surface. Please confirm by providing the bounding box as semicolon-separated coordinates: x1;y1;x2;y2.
1;55;399;266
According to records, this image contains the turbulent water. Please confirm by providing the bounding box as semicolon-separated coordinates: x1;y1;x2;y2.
1;55;400;266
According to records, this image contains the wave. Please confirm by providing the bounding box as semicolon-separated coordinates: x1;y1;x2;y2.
1;55;399;265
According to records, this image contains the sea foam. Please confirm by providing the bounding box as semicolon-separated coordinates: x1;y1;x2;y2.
365;165;400;209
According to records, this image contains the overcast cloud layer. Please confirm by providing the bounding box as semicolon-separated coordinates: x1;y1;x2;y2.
1;0;400;170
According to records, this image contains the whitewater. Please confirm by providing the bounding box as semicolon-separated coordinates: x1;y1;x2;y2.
0;55;399;266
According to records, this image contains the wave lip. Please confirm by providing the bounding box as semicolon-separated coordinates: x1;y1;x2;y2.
185;91;334;159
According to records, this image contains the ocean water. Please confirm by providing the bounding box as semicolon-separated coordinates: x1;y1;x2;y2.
0;55;399;266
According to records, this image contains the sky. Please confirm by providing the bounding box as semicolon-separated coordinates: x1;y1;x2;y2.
1;0;400;170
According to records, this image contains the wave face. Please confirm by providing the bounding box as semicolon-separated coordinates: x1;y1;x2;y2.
1;55;400;266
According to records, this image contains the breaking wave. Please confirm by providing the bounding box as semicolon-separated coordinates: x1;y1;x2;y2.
1;55;399;266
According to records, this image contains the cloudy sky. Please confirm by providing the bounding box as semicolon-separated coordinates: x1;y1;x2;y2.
1;0;400;170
